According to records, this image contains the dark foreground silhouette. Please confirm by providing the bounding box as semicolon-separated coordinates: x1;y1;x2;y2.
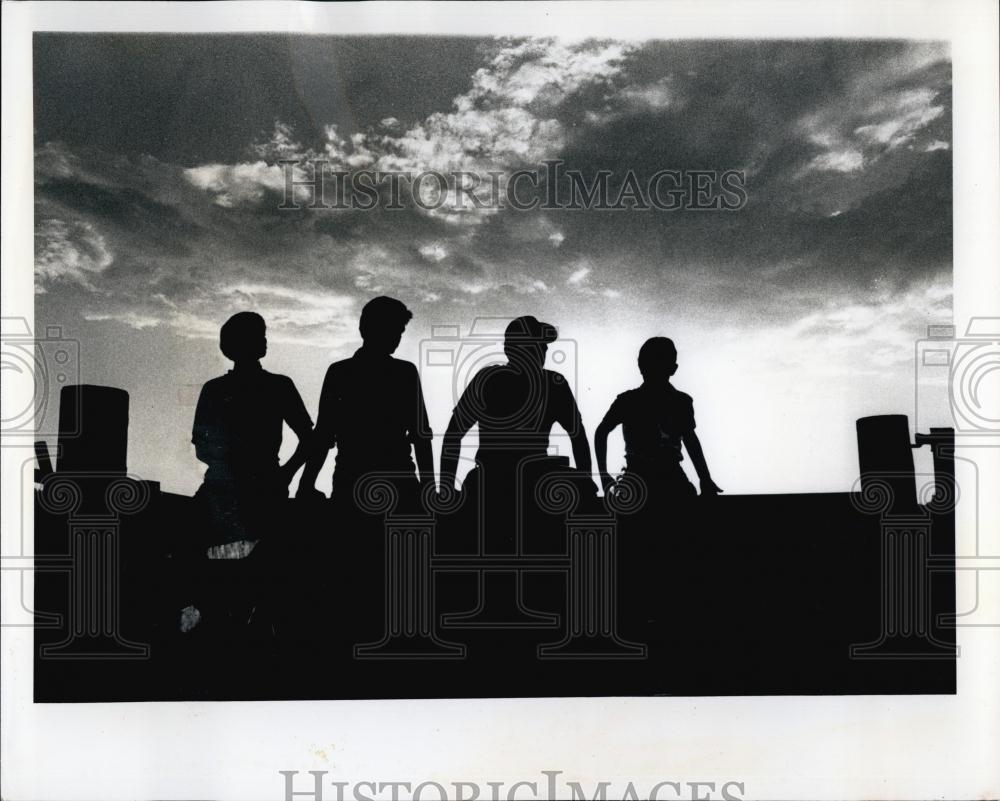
31;306;956;701
33;391;956;701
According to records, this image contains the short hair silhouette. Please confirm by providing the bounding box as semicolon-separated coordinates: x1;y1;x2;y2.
638;337;677;377
220;312;267;362
359;296;413;341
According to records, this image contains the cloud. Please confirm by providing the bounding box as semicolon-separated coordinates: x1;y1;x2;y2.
181;39;636;219
36;38;952;359
215;283;357;343
804;149;865;174
853;88;946;150
82;310;162;329
248;121;304;162
418;242;449;262
35;217;113;289
182;160;323;208
466;38;635;108
734;274;953;375
796;59;949;178
619;76;677;111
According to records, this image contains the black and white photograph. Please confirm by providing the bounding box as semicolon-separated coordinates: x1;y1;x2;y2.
2;2;998;800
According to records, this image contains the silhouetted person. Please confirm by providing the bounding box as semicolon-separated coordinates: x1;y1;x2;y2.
297;296;433;504
188;312;313;649
441;316;595;554
441;316;594;490
193;311;314;544
595;336;721;500
594;337;720;642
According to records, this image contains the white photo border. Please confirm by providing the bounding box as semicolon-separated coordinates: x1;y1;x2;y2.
2;2;998;800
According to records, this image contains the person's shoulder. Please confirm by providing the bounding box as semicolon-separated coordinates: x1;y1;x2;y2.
389;356;419;374
614;386;642;403
386;357;421;386
325;357;353;376
199;374;229;394
669;384;694;405
543;368;572;390
262;370;299;391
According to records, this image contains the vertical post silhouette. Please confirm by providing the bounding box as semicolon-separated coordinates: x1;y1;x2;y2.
851;416;956;660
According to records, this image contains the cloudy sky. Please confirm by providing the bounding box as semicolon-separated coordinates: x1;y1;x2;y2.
33;35;952;496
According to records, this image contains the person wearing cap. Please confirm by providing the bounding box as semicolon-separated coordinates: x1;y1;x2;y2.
439;315;596;522
296;296;434;504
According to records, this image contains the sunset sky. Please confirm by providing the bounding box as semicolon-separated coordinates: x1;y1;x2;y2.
33;35;953;495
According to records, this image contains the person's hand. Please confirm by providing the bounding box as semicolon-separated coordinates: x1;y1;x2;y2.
700;478;724;497
277;462;297;488
600;472;617;494
438;475;457;498
295;484;326;502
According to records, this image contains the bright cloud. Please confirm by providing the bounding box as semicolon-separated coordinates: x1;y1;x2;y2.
35;218;113;289
854;88;946;150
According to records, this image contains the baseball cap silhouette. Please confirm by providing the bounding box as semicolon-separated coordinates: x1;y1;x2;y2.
504;315;558;345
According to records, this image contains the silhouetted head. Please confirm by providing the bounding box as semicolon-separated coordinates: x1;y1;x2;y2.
638;336;678;381
503;315;557;370
359;296;413;355
220;311;267;364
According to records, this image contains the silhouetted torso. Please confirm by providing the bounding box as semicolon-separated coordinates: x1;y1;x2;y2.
454;365;579;463
602;381;694;471
316;347;430;483
193;366;312;482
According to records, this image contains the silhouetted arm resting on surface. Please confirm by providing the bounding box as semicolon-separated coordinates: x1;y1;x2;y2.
297;367;339;497
439;375;481;493
409;364;435;488
595;397;624;493
682;430;723;495
560;393;594;479
594;418;617;493
440;415;470;494
278;378;316;488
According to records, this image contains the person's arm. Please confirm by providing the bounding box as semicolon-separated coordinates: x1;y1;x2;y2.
409;365;435;489
594;398;623;493
567;399;593;476
278;378;315;487
680;399;722;495
555;381;596;492
297;367;337;497
439;419;467;493
439;378;479;493
192;383;226;467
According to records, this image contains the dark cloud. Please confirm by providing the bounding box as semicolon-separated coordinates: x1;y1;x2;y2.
34;36;951;344
33;34;489;164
